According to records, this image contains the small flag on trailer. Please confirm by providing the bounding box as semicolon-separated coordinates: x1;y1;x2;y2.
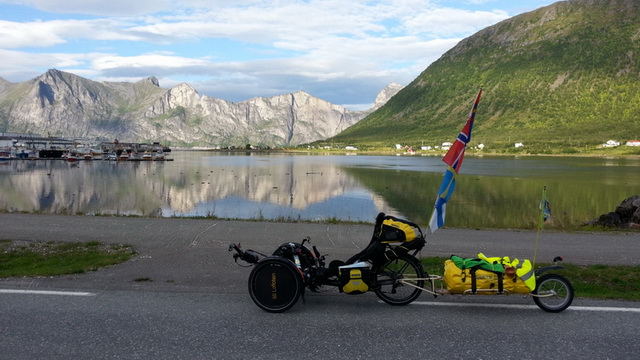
539;186;551;227
428;88;482;233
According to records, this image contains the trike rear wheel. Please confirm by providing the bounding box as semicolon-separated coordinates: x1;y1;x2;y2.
374;255;425;306
248;257;303;313
532;273;574;312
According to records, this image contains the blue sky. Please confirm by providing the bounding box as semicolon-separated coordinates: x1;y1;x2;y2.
0;0;557;109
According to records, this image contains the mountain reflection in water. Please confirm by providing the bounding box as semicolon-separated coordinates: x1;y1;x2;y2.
1;152;639;229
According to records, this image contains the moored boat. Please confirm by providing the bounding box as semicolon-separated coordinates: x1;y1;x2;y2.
153;150;165;161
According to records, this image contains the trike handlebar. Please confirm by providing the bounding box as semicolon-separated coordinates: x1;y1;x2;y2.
229;243;262;265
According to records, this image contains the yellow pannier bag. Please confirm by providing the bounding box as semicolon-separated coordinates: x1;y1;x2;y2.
444;259;533;294
477;253;535;293
502;275;532;294
443;260;503;295
339;263;370;294
509;259;535;292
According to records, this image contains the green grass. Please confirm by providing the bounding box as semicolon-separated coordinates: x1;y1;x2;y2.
420;256;640;301
0;240;136;278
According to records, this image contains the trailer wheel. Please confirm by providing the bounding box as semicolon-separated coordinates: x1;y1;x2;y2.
532;274;574;312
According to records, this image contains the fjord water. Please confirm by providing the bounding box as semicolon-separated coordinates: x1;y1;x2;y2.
1;152;638;229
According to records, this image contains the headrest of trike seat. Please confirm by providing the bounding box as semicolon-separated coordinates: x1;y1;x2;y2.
372;212;424;243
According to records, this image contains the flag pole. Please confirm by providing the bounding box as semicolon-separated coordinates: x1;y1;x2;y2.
532;186;548;267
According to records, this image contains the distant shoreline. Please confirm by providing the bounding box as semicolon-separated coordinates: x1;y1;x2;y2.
169;147;640;159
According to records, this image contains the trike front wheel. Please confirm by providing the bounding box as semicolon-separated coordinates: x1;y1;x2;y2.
248;257;303;313
532;273;574;312
373;255;425;306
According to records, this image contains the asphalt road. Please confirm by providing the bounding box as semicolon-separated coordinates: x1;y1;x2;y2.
2;289;640;360
2;213;640;359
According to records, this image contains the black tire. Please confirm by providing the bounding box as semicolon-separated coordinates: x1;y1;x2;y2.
248;257;303;313
532;273;574;313
373;254;425;306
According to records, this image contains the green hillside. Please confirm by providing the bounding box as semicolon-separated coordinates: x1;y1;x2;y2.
330;0;640;153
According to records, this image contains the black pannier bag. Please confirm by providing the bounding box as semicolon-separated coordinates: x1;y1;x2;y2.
346;213;426;266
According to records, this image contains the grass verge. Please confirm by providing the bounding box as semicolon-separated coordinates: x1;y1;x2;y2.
421;257;640;301
0;240;136;278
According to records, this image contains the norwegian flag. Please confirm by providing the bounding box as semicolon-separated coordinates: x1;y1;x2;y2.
442;89;482;173
429;89;482;233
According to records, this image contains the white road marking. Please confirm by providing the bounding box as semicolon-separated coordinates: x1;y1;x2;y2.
411;301;640;312
566;306;640;313
0;289;96;296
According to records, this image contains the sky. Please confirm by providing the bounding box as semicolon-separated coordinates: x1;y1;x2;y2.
0;0;558;110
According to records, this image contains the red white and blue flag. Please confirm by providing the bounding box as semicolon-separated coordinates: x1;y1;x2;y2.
429;88;482;233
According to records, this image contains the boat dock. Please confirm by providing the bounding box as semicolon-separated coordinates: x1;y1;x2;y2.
0;134;172;162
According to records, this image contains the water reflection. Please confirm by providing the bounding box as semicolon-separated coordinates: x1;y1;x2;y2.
0;153;401;222
1;153;639;228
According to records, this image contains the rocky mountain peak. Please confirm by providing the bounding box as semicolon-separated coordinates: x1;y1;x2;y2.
140;76;160;87
39;69;80;86
372;83;404;110
44;68;63;78
172;82;198;93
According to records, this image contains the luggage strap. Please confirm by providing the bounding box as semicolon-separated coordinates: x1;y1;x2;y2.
470;267;504;294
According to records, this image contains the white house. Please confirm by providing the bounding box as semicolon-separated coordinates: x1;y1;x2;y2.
441;142;453;150
625;140;640;147
602;140;620;148
515;142;524;148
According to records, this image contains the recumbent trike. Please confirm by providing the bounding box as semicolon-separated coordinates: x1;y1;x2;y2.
229;213;574;313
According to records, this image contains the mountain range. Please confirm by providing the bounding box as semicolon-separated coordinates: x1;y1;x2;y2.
0;69;401;147
331;0;640;153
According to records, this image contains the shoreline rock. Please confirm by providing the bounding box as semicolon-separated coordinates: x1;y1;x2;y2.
583;195;640;229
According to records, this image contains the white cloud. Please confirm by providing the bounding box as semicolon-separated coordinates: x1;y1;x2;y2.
1;0;173;16
0;49;105;80
465;0;495;4
0;19;146;48
89;53;232;84
402;8;510;37
0;20;66;48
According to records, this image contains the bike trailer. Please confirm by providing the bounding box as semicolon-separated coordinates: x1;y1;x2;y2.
444;256;532;295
